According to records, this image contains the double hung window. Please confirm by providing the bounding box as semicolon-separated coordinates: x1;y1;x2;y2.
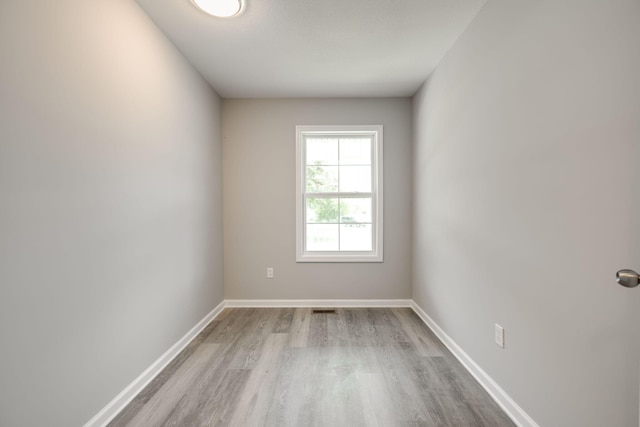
296;125;383;262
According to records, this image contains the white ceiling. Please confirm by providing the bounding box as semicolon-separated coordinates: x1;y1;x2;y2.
135;0;486;98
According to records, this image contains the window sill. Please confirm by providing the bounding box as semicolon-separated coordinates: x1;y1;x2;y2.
296;252;383;263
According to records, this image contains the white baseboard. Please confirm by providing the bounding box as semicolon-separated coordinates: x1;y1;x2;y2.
410;301;539;427
224;299;413;308
83;300;226;427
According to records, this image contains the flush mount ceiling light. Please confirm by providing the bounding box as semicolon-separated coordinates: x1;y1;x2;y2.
192;0;242;17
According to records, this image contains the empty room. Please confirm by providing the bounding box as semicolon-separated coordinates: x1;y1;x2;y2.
1;0;639;426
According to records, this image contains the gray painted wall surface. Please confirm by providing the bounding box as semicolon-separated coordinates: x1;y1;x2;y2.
412;0;640;426
0;1;224;426
223;98;412;300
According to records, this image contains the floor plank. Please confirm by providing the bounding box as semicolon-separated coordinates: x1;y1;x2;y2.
109;308;515;427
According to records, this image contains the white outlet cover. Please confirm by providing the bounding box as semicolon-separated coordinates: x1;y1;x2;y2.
495;324;505;348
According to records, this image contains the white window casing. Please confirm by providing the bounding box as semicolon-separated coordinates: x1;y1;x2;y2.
296;125;383;262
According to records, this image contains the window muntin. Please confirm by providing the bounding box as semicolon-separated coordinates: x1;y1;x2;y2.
296;125;383;262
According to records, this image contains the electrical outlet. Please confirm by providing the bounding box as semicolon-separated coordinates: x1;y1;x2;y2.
266;267;274;279
495;324;505;348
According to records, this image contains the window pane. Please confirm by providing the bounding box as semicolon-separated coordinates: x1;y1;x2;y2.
306;165;338;192
306;138;338;165
339;166;371;192
339;138;371;165
340;198;371;223
306;198;339;223
340;224;372;251
306;224;339;251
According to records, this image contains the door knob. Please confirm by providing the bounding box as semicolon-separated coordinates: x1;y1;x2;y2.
616;269;640;288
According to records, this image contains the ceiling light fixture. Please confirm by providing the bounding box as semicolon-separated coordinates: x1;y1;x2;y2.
192;0;242;17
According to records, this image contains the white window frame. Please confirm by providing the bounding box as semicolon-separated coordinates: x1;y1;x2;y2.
296;125;383;263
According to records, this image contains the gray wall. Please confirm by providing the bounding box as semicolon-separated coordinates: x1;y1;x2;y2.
223;98;412;300
412;0;640;426
0;1;224;426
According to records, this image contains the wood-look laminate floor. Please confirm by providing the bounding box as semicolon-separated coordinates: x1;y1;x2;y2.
109;308;515;427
